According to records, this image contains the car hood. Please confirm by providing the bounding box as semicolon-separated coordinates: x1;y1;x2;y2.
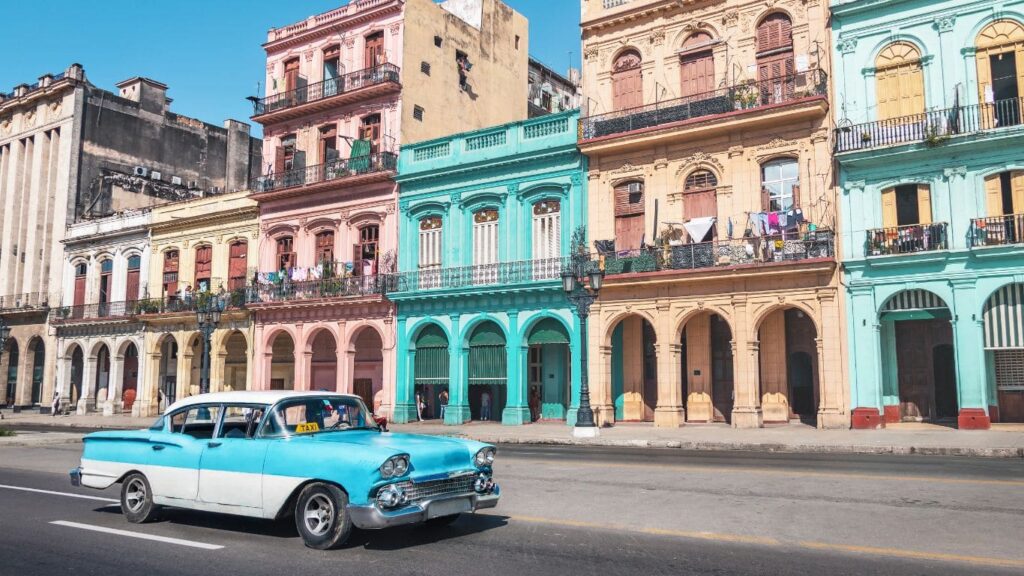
299;431;486;477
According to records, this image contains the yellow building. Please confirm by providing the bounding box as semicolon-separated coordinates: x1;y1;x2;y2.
579;0;847;428
137;191;258;416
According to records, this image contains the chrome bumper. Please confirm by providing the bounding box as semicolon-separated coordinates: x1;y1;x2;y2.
69;467;82;487
347;489;500;530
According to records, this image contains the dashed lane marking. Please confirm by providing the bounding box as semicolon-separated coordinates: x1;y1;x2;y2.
50;521;224;550
0;483;119;502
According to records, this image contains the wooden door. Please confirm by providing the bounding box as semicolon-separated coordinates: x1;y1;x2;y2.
125;267;140;302
163;250;179;298
194;246;212;291
360;115;381;154
612;51;643;110
614;182;645;251
284;58;300;92
276;237;294;271
228;242;247;290
122;348;138;410
875;43;925;121
364;32;384;68
316;231;335;264
758;53;794;104
319;124;338;164
680;33;714;98
73;265;86;307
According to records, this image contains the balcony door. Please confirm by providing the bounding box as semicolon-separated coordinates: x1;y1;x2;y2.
73;263;87;307
228;241;247;291
276;237;295;271
126;255;141;302
418;217;443;289
364;32;384;68
882;184;932;229
976;20;1024;128
163;250;179;299
284;58;300;93
680;33;714;98
612;50;643;111
473;209;500;284
194;245;212;293
756;13;794;105
532;200;561;279
360;114;381;155
319;124;338;165
354;225;379;277
98;259;112;306
614;181;645;251
316;231;335;265
323;45;341;96
875;42;925;121
682;170;718;243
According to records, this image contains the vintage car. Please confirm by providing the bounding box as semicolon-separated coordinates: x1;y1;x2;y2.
70;391;499;549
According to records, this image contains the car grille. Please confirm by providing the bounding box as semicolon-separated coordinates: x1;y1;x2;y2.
396;473;475;503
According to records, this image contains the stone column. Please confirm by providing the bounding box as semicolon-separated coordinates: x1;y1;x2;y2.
594;344;615;426
654;302;683;427
335;321;349;395
565;311;584;426
379;319;396;418
104;352;124;416
684;313;712;422
951;280;990;429
758;310;788;424
502;311;529;425
392;317;417;424
732;339;763;429
78;355;97;414
849;287;885;428
444;315;470;425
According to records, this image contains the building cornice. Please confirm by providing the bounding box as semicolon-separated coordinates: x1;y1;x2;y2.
263;1;403;54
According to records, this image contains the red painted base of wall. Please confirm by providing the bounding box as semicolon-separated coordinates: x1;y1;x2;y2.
958;409;991;430
989;405;1000;424
883;405;901;424
851;408;884;429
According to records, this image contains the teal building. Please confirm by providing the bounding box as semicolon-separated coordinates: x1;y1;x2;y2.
833;0;1024;428
390;111;587;425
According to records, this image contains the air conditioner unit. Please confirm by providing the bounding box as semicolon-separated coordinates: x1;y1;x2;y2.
627;182;644;194
150;171;162;181
133;166;148;177
171;176;183;186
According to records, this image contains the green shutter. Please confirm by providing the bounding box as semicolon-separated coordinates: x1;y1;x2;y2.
349;139;371;173
414;325;449;385
527;318;570;345
468;322;506;386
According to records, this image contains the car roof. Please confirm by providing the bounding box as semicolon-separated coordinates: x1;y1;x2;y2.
165;390;361;413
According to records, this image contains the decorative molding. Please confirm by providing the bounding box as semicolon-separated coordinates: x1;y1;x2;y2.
843;179;866;192
303;50;314;62
650;28;666;46
344;37;356;48
722;10;739;27
389;23;401;35
758;137;791;151
506;183;519;195
449;191;462;205
676;151;725;177
943;166;967;180
583;46;598;61
728;145;744;158
837;37;858;54
398;198;411;212
385;204;396;215
611;161;642;175
934;15;956;33
570;173;583;187
810;128;829;144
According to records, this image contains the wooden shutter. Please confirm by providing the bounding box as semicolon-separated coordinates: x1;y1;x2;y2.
916;184;932;225
760;186;771;212
791;183;801;208
365;32;384;68
757;13;792;53
126;269;140;301
615;214;645;251
683;190;717;220
284;58;299;92
614;182;644;216
73;275;86;307
612;51;643;111
681;50;714;97
274;146;286;174
986;173;1004;216
228;242;247;290
316;231;335;263
881;187;898;229
1012;171;1024;215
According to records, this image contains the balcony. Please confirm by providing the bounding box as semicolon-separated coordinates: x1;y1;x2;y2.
970;214;1024;248
835;96;1024;153
134;290;250;317
251;274;387;305
250;64;400;124
579;69;828;146
49;301;137;325
866;223;949;256
600;235;834;278
250;152;397;199
389;257;569;294
0;292;51;314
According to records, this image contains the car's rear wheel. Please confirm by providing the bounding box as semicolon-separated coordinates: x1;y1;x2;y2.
120;473;158;523
424;514;461;528
294;483;351;550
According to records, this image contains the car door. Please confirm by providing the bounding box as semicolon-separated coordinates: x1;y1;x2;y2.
146;405;218;502
197;404;269;510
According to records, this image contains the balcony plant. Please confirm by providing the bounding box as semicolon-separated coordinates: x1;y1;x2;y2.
860;131;872;143
924;122;950;148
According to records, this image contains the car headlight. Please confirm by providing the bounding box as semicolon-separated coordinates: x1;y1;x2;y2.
379;455;409;479
474;447;496;468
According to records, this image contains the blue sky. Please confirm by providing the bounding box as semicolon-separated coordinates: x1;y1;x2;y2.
1;0;580;135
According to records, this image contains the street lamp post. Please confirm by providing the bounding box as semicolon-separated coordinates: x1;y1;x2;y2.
561;227;604;438
195;294;225;395
0;318;10;406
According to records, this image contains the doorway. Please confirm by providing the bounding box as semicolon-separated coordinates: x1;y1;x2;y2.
990;52;1020;125
933;344;959;419
711;315;734;423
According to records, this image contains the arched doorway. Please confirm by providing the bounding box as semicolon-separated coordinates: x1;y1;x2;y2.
222;332;248;391
468;321;506;421
414;324;449;421
5;340;18;406
94;344;112;407
881;289;957;422
29;338;44;405
121;342;139;411
526;318;571;422
610;315;658;422
156;336;178;409
310;330;338;392
757;308;819;425
70;345;84;407
269;331;295;390
680;312;733;423
680;32;715;98
352;327;384;411
983;283;1024;422
612;50;643;111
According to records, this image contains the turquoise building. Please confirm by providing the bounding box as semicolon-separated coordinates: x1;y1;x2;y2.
833;0;1024;428
390;111;587;425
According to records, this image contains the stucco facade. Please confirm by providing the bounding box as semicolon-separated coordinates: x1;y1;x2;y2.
391;111;587;426
579;0;847;428
833;0;1024;428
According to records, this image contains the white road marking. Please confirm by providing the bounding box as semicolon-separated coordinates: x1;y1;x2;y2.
0;484;118;503
50;521;224;550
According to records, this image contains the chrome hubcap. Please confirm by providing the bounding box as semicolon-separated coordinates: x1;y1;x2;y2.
303;494;334;536
124;478;146;513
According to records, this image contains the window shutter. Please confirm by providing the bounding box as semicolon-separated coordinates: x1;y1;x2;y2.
353;244;362;275
985;174;1004;217
614;183;644;216
760;186;770;212
791;183;801;208
916;184;932;225
1012;171;1024;215
274;146;286;173
881;187;898;229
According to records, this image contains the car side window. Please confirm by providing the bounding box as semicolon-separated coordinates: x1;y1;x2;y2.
219;405;266;439
170;406;221;439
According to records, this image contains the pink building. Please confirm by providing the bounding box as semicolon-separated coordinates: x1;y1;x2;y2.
247;0;528;417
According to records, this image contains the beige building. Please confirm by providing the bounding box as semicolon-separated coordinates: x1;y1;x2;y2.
579;0;847;428
137;191;258;416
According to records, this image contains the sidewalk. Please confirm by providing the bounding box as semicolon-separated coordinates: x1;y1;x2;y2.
3;409;1023;458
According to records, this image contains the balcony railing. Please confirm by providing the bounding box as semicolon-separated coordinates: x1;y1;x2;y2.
250;152;397;193
50;300;137;324
390;257;569;293
252;63;400;117
134;289;250;316
866;223;948;256
0;292;50;312
835;96;1024;153
970;213;1024;247
579;69;827;140
253;273;386;303
599;234;834;277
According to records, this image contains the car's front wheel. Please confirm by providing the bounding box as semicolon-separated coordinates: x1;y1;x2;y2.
294;483;352;550
120;473;158;523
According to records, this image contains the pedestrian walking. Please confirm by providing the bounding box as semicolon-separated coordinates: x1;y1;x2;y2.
481;390;492;421
415;392;424;421
51;390;60;417
439;389;449;420
529;387;541;422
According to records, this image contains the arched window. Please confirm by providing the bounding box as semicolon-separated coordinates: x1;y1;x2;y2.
315;231;335;264
680;33;715;98
419;217;443;269
875;42;924;120
756;13;794;104
614;180;645;251
683;170;718;242
472;210;500;267
976;20;1024;127
162;250;179;298
126;255;141;301
227;241;248;291
194;245;212;293
761;158;799;212
612;50;643;110
276;237;294;271
354;225;380;276
73;262;87;307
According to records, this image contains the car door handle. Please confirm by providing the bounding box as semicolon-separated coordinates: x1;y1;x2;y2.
207;441;222;448
151;445;165;451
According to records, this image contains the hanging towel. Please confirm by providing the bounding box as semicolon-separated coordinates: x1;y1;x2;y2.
778;212;788;229
767;212;780;230
748;213;762;237
684;217;716;244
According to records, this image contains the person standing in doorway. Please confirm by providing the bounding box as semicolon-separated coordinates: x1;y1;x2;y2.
415;392;424;421
439;389;449;421
51;390;60;417
481;390;492;421
529;387;541;422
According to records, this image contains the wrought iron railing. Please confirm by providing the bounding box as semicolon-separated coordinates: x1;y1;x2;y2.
866;223;948;256
252;63;400;116
390;257;569;293
0;292;50;311
250;152;397;193
579;69;827;140
970;213;1024;247
134;289;249;315
835;96;1024;153
50;300;136;323
253;274;386;303
599;234;835;276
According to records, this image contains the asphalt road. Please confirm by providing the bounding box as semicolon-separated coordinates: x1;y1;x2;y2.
0;441;1022;576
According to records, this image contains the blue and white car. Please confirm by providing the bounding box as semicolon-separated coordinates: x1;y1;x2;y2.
70;391;499;549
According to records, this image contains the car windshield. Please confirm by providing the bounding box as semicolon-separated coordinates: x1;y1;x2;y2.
262;396;376;437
